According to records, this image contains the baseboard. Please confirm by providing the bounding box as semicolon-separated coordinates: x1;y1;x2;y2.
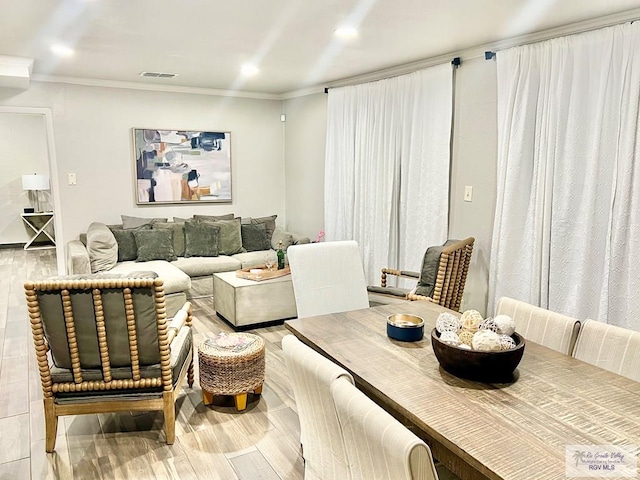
0;243;25;249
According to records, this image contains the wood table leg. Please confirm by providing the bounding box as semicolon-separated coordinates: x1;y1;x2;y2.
254;384;263;395
234;393;248;411
202;390;214;406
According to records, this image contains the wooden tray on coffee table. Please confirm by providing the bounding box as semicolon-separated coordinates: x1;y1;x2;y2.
236;265;291;281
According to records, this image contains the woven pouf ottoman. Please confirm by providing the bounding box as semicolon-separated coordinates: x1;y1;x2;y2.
198;332;265;411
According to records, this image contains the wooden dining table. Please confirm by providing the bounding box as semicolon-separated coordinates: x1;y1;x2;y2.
284;301;640;480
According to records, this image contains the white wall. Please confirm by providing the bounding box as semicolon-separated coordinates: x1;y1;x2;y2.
0;112;50;244
0;83;285;244
283;93;327;240
449;57;498;316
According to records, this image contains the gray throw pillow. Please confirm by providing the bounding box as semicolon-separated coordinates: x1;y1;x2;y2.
132;229;177;262
153;222;186;257
121;215;168;230
198;217;242;255
87;222;118;273
251;215;277;243
110;225;151;262
414;239;458;298
184;221;220;257
193;213;235;222
241;223;270;252
270;226;294;251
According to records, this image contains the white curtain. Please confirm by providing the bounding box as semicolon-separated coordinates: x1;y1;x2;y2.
325;64;452;284
489;22;640;329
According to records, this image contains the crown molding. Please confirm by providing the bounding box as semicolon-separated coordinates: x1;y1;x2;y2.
31;74;283;100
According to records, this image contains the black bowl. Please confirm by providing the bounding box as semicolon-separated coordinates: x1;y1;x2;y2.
387;314;424;342
431;328;525;382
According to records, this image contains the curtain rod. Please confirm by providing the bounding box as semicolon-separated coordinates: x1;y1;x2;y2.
322;7;640;91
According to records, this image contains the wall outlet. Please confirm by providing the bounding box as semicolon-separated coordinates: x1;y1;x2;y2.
464;185;473;202
68;173;77;185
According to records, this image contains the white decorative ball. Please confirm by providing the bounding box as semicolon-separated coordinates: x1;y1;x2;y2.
458;343;472;350
436;312;461;333
494;315;516;336
499;334;516;350
460;309;483;333
471;330;502;351
440;331;460;346
458;330;474;346
479;317;499;333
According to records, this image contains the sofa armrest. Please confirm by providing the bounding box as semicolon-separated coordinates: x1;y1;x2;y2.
291;233;310;245
66;240;91;275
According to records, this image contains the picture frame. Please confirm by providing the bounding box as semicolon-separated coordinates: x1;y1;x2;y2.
132;128;232;204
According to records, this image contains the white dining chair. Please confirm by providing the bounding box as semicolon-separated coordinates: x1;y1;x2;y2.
331;376;439;480
287;240;370;318
495;297;581;355
282;334;354;480
572;319;640;381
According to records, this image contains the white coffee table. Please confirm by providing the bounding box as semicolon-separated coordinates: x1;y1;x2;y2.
213;271;297;327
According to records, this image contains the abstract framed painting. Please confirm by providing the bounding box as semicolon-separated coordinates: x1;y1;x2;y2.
132;128;232;204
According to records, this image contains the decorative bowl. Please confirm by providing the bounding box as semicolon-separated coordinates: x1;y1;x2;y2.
387;314;424;342
430;328;525;382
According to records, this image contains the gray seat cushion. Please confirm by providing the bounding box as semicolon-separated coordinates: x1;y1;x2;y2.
52;326;193;396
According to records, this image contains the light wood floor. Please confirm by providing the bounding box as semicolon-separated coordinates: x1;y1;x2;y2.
0;248;304;480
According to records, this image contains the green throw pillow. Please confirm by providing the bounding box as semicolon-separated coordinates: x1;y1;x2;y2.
110;225;151;262
121;215;168;230
153;222;186;257
184;221;220;257
251;215;277;243
193;213;235;222
241;223;270;252
198;217;242;255
132;229;177;262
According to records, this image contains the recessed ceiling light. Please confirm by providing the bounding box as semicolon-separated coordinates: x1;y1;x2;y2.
241;64;259;76
334;26;358;39
51;44;74;57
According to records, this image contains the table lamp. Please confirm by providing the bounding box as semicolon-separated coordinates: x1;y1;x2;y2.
22;173;50;213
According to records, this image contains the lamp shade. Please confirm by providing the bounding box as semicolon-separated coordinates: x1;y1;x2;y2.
22;174;50;191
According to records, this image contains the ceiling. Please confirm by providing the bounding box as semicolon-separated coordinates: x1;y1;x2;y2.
3;0;640;96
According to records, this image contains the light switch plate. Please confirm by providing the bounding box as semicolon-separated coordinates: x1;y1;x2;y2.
68;173;77;185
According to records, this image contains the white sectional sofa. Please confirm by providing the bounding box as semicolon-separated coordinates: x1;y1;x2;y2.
66;214;309;316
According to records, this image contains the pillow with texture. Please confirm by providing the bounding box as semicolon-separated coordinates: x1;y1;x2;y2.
153;222;186;257
184;221;220;257
121;215;168;230
415;239;457;298
198;217;242;255
270;226;294;251
193;213;235;222
87;222;118;273
110;225;151;262
251;215;277;243
132;229;177;262
241;223;270;252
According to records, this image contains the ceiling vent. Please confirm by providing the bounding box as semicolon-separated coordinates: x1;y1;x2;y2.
139;71;178;78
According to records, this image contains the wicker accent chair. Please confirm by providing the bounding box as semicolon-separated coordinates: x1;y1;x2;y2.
25;273;194;453
367;237;474;312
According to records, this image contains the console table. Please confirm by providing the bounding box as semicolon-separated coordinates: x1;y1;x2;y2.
21;212;56;251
